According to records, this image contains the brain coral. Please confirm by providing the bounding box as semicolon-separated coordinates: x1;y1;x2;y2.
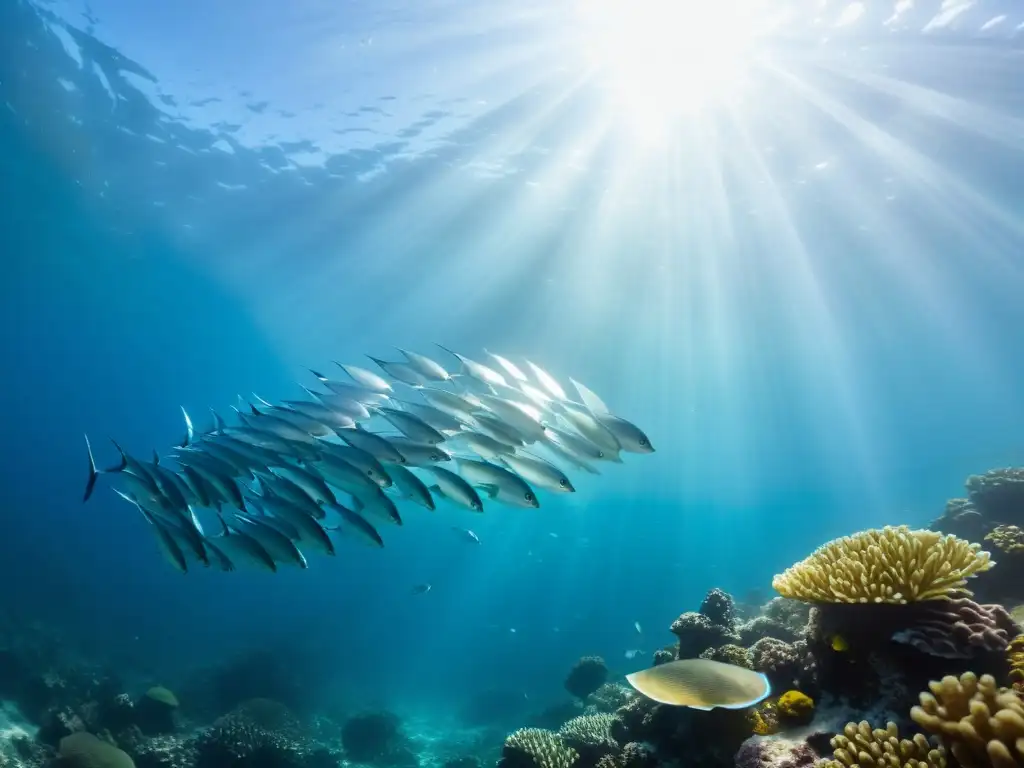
772;526;993;604
59;732;136;768
910;671;1024;768
821;721;946;768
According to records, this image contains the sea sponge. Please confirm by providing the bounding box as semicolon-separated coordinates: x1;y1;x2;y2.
772;526;993;604
776;691;814;725
565;657;608;700
747;701;780;735
699;644;752;668
58;732;135;768
501;728;579;768
821;721;946;768
986;526;1024;554
910;671;1024;768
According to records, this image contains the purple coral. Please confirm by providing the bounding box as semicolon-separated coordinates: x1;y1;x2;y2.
891;598;1019;658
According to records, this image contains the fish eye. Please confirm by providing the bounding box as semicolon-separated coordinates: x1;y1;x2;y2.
558;479;567;487
525;492;535;503
597;451;605;458
639;438;648;446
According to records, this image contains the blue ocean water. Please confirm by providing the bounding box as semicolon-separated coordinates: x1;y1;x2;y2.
2;0;1024;752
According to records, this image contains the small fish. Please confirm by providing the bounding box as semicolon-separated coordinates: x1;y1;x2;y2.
386;464;436;511
457;459;539;508
307;371;389;405
452;527;481;544
254;495;335;556
524;360;568;400
335;362;393;393
448;430;514;460
483;349;528;382
569;378;654;453
625;649;643;660
394;400;467;432
830;634;849;653
475;395;547;443
436;344;507;387
374;407;446;445
281;399;357;430
319;442;393;488
337;427;408;464
124;493;188;573
250;402;333;437
231;514;308;568
396;348;450;381
210;514;278;572
380;437;451;466
301;387;372;421
498;453;575;493
418;388;480;422
412;583;432;595
425;466;483;511
269;464;337;506
255;470;325;519
635;621;643;634
324;502;386;547
559;404;622;457
367;356;431;387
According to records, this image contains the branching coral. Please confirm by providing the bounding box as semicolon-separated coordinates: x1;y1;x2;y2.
585;684;634;714
772;526;993;604
558;715;617;762
910;671;1024;768
820;721;946;768
501;728;579;768
986;526;1024;555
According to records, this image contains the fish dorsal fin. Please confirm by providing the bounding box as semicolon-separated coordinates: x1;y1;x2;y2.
570;378;609;415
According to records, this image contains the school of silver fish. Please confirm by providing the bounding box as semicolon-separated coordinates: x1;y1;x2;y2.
82;346;655;573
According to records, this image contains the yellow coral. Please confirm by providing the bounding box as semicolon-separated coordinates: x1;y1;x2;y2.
776;690;815;724
820;721;946;768
910;671;1024;768
985;526;1024;555
772;526;993;604
748;701;780;735
1010;636;1024;692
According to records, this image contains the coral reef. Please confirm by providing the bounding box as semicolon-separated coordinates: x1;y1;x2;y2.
58;732;135;768
772;526;993;604
700;645;752;668
820;721;946;768
499;728;578;768
910;671;1024;767
1008;635;1024;692
775;692;814;726
558;715;617;764
670;588;743;659
565;658;609;700
584;685;634;715
985;525;1024;554
134;688;178;736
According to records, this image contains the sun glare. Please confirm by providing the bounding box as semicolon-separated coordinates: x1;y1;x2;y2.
574;0;771;138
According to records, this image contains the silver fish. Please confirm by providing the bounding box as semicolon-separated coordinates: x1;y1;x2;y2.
255;471;325;519
456;459;540;508
472;414;527;448
337;427;407;464
186;462;245;510
475;395;547;443
231;514;308;568
374;407;446;445
380;437;451;466
539;440;600;475
394;400;468;433
483;350;528;382
524;360;568;401
367;356;431;387
424;466;483;511
447;430;514;460
319;443;393;488
254;496;335;556
308;370;390;404
281;399;357;430
351;483;404;525
396;348;450;381
452;526;481;543
499;453;575;493
570;378;654;453
324;502;385;547
234;407;320;445
270;464;337;506
418;388;480;422
301;387;373;421
335;362;393;393
131;495;189;573
313;454;380;497
559;404;622;457
437;344;507;387
211;515;278;572
249;401;333;437
386;464;435;511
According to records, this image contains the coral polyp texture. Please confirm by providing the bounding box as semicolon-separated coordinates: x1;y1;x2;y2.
501;728;579;768
910;671;1024;768
821;721;947;768
985;526;1024;554
772;526;993;604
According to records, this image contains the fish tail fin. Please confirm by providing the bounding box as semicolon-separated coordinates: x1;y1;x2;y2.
83;434;100;502
106;438;130;472
180;406;194;447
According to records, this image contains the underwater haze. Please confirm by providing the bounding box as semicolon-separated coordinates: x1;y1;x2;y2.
3;0;1024;760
